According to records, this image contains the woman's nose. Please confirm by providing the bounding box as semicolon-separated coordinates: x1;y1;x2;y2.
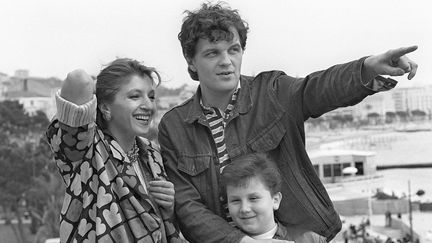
140;98;154;110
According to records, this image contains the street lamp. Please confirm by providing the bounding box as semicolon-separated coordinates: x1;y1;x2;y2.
408;180;425;242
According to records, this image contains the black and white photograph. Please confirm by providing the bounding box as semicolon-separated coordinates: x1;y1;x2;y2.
1;0;431;242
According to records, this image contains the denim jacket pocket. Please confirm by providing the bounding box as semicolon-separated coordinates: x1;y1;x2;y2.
178;155;211;176
177;155;213;205
249;121;286;152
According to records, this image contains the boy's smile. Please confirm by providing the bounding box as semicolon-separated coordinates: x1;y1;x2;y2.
227;176;282;236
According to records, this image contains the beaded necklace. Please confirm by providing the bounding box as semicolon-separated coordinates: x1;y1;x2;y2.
126;140;140;163
126;140;150;193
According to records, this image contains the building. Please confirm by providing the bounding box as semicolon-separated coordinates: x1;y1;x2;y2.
324;85;432;121
5;90;56;119
1;70;61;119
308;149;378;184
392;86;432;114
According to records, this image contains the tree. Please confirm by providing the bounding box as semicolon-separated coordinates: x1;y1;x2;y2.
342;114;354;123
411;109;426;116
385;111;396;123
0;142;34;243
0;100;53;243
411;109;426;121
307;116;324;127
396;111;409;122
27;170;64;242
367;112;380;125
374;190;399;200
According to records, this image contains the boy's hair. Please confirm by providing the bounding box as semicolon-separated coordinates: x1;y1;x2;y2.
178;2;249;81
221;153;282;196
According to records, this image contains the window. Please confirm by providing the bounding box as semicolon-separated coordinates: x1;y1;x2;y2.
323;164;332;178
333;163;342;177
355;161;364;175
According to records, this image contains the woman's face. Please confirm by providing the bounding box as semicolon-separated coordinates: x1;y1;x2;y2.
104;74;156;142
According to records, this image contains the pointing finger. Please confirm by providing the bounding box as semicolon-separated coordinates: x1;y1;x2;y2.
390;46;418;62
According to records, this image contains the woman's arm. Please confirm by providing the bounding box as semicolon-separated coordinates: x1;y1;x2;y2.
46;69;97;185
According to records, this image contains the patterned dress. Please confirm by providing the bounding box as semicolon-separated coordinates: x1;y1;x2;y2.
46;92;183;243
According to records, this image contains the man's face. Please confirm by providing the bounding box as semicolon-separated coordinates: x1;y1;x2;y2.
227;176;282;236
189;28;243;100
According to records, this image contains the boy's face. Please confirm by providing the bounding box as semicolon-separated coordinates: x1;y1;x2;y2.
189;28;243;100
227;176;282;236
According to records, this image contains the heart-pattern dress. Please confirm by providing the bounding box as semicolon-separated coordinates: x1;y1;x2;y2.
46;92;184;243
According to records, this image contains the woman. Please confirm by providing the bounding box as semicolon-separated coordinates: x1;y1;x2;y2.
46;58;184;242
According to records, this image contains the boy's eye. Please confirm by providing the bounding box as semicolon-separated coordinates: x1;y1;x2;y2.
129;95;139;99
229;199;240;203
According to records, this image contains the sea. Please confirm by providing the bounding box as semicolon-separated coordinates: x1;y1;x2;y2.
307;128;432;241
307;128;432;201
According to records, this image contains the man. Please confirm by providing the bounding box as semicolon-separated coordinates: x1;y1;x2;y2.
158;3;417;243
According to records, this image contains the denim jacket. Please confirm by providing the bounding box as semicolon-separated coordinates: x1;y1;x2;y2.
158;57;389;243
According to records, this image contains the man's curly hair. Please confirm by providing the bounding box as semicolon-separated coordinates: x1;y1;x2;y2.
178;2;249;80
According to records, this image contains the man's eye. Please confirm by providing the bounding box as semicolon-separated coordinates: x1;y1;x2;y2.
130;95;139;99
230;47;241;53
206;51;217;57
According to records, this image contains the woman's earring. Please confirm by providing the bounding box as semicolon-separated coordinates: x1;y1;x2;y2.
103;112;111;121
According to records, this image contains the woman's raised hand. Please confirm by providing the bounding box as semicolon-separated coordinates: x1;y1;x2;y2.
60;69;95;105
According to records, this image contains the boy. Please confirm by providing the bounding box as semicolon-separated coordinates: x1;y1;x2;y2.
158;2;417;242
221;153;326;243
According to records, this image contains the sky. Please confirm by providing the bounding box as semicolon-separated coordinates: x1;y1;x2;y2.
1;0;431;88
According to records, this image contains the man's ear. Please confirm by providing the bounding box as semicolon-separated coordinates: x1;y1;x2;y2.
273;192;282;211
189;64;197;72
186;57;197;72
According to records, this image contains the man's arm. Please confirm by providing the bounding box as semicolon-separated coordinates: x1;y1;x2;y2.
271;46;418;120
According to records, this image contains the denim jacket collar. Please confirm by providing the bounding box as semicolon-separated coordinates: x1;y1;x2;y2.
184;75;253;124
